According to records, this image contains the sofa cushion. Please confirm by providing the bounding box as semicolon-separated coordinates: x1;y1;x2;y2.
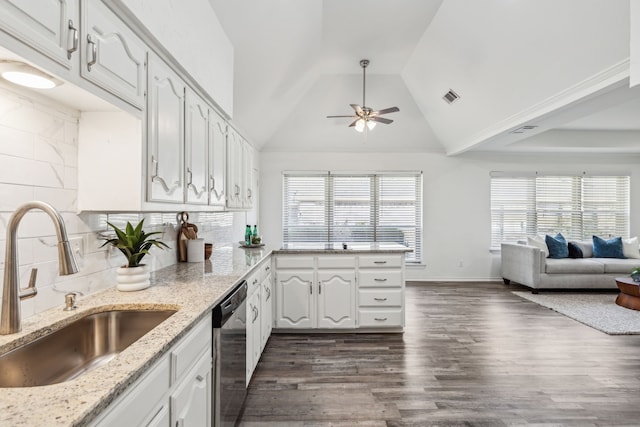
568;242;583;258
599;258;640;274
546;233;568;259
622;237;640;259
593;236;624;258
527;235;549;257
545;258;605;274
569;240;594;258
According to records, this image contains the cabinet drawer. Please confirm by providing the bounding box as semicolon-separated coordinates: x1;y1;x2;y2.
358;270;402;287
359;255;402;268
276;256;314;269
317;255;356;268
258;258;272;282
359;309;403;327
359;289;402;307
246;269;261;295
171;313;212;384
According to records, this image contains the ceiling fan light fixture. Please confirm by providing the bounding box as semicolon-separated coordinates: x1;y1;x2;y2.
366;120;376;131
354;119;365;133
0;61;61;89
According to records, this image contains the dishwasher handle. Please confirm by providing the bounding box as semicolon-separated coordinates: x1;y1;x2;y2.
212;281;247;327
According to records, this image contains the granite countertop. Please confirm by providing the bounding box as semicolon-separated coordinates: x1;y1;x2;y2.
275;242;413;254
0;244;272;427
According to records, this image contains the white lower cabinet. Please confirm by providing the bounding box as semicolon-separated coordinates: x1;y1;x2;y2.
91;313;212;426
275;253;405;331
246;257;273;385
170;350;211;427
275;255;356;329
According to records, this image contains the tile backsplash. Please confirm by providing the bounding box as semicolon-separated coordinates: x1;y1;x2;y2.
0;82;243;319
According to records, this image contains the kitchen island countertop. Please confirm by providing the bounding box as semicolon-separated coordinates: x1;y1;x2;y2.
0;243;271;427
275;242;412;254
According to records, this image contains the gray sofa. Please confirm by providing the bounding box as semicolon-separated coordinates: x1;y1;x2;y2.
501;242;639;291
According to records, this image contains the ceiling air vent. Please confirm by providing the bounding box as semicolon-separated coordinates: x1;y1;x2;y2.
442;89;460;104
510;125;538;134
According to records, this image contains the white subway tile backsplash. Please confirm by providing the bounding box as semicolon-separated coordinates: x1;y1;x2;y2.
0;183;36;210
0;126;34;159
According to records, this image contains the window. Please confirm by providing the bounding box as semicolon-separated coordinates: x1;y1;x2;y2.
490;172;630;249
283;172;422;263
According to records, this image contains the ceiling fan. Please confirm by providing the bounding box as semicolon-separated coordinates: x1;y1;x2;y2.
326;59;399;132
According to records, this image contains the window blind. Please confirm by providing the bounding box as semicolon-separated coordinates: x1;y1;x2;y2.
283;172;422;263
490;173;630;249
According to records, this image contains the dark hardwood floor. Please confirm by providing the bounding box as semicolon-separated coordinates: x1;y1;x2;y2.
239;282;640;426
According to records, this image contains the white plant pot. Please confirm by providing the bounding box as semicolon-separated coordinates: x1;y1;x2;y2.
116;265;150;292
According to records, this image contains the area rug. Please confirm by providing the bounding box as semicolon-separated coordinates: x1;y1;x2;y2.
512;291;640;335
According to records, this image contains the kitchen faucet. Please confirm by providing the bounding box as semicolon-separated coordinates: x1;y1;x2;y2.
1;201;78;335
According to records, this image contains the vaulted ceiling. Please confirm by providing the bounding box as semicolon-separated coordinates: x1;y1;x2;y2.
210;0;638;155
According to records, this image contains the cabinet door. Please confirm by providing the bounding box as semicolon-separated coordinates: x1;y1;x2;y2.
184;89;208;204
0;0;79;70
243;140;254;209
226;128;243;208
170;351;211;427
246;290;261;384
260;273;273;351
147;54;185;203
275;270;315;329
208;110;226;207
81;0;146;108
317;270;356;328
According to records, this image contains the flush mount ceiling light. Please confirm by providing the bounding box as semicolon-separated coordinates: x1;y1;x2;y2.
0;61;62;89
326;59;399;133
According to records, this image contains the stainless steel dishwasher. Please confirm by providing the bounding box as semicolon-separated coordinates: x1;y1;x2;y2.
212;281;248;427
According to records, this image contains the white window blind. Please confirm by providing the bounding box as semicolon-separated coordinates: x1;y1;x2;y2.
490;173;630;249
283;172;422;263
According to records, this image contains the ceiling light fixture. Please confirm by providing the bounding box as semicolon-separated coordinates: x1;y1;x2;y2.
0;61;61;89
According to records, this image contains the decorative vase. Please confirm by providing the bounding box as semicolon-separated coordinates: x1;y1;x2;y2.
631;273;640;283
116;265;150;291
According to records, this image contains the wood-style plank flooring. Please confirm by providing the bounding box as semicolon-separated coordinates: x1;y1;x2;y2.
239;282;640;426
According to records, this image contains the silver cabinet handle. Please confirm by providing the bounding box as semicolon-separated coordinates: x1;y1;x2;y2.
67;19;78;59
265;266;270;272
151;156;159;178
235;184;240;196
186;168;193;185
87;34;97;71
319;282;322;294
253;278;258;285
253;305;259;322
374;278;387;282
374;297;387;301
309;282;312;295
266;287;271;300
209;175;215;190
196;375;204;382
247;188;252;198
374;317;388;321
374;261;387;264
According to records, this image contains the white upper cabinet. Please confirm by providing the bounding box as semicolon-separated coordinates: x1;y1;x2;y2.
185;88;209;205
208;110;227;207
81;0;146;109
147;53;185;204
0;0;79;71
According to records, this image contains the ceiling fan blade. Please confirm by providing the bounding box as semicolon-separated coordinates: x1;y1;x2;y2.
348;119;359;127
369;116;393;124
371;106;399;115
326;115;357;118
350;104;364;116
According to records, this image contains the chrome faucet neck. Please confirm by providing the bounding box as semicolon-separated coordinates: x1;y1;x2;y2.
1;202;79;335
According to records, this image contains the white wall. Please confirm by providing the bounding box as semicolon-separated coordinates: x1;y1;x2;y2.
260;151;640;281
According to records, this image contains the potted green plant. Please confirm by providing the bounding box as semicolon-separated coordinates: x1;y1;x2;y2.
631;267;640;283
101;219;169;291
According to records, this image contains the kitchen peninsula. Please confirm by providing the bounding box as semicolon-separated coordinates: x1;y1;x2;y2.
272;242;411;331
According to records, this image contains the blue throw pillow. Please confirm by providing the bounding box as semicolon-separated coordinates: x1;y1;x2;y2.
545;233;568;259
592;236;625;258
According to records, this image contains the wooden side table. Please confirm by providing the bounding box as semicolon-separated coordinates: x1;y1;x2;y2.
615;277;640;311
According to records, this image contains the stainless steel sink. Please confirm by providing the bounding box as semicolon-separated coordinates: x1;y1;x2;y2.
0;309;176;387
